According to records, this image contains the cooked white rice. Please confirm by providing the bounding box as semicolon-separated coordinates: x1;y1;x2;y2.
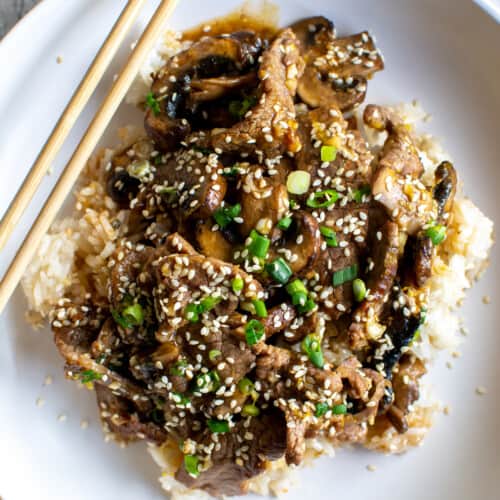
21;30;494;500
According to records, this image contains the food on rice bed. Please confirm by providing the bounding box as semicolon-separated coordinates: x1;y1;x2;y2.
21;12;493;499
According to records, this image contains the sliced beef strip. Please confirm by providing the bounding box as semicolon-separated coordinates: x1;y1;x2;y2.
349;220;399;350
95;383;167;444
290;17;384;111
131;148;227;223
176;411;287;497
296;106;373;194
145;32;264;151
239;165;289;237
364;104;436;236
210;28;305;158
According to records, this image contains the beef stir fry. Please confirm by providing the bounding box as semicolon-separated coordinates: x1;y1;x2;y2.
51;16;457;497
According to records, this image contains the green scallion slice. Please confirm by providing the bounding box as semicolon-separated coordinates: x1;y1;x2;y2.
145;92;161;116
425;223;446;245
353;185;371;203
301;334;324;369
320;226;338;247
185;303;200;323
247;230;270;259
170;359;188;377
306;189;339;208
237;377;254;395
122;303;144;326
265;257;292;284
332;404;347;415
286;279;307;296
287;170;311;195
291;291;308;307
194;371;220;393
245;319;265;346
315;402;329;417
332;264;358;287
80;370;102;384
208;349;222;362
277;216;293;230
252;299;268;318
200;296;221;312
207;419;230;433
213;203;241;228
352;278;367;302
231;276;244;293
297;298;316;314
320;145;337;162
184;454;200;477
242;404;260;416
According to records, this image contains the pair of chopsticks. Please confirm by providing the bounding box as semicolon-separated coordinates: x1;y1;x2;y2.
0;0;178;314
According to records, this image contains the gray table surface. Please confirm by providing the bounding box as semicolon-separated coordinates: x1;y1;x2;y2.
0;0;41;38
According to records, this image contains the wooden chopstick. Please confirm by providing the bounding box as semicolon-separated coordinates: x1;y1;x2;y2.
0;0;179;314
0;0;147;251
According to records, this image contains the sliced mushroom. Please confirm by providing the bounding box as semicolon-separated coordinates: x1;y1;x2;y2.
196;218;234;261
290;17;384;111
145;32;264;151
210;28;305;158
270;210;321;275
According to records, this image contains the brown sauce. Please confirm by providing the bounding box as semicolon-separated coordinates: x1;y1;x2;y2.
182;7;279;42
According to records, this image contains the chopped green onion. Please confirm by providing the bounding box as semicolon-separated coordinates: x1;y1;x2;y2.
265;257;293;284
320;145;337;162
289;199;298;209
127;159;151;181
352;278;367;302
229;95;257;119
277;216;293;230
412;330;421;343
170;359;188;377
145;92;161;116
332;404;347;415
252;299;268;318
315;402;329;417
297;298;316;314
333;264;358;287
184;454;200;477
291;291;308;307
238;377;254;395
80;370;102;384
301;334;324;369
200;296;221;312
242;404;260;416
232;276;244;293
194;371;220;393
319;226;338;247
172;393;190;407
213;203;241;228
419;307;427;325
245;319;265;346
425;223;446;245
122;303;144;326
208;349;222;361
207;419;230;433
307;189;339;208
247;229;270;259
286;279;307;296
111;309;133;329
287;171;311;195
185;303;200;323
353;185;371;203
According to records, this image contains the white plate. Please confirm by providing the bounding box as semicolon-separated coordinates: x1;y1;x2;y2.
1;1;499;499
